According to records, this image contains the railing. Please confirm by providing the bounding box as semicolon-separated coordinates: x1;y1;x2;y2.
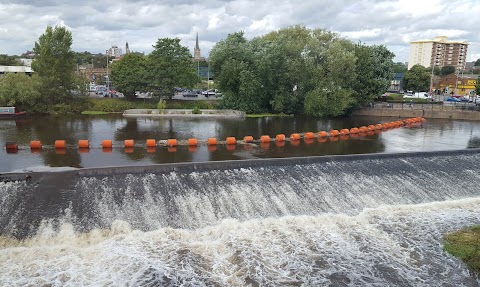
370;102;480;111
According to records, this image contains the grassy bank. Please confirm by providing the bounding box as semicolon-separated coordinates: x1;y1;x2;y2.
83;98;221;113
444;225;480;273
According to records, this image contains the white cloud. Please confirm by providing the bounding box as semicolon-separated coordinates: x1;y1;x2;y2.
0;0;478;63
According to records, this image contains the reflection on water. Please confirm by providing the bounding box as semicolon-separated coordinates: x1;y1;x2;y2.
1;115;480;172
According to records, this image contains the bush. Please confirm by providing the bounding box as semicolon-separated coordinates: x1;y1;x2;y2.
192;106;201;114
157;99;167;111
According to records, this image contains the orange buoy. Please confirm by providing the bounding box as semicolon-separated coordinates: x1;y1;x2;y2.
367;125;376;131
54;140;66;149
5;142;18;150
375;124;383;130
207;138;217;146
78;140;89;148
290;133;301;141
340;129;350;135
102;140;112;148
359;126;369;132
30;140;42;149
276;134;285;142
146;139;156;147
226;137;236;145
350;127;359;134
243;136;254;143
318;131;328;138
260;135;271;143
329;130;340;137
188;138;198;146
304;132;315;139
167;139;177;147
124;139;134;148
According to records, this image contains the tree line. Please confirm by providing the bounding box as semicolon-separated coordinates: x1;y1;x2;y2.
1;25;397;116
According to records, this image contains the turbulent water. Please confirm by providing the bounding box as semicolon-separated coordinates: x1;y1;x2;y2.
1;151;480;286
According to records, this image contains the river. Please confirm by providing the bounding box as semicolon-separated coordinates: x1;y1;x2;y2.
1;114;480;172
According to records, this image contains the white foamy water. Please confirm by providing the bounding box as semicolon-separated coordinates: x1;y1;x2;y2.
1;198;479;286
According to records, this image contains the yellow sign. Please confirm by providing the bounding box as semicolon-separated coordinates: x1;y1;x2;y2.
467;80;477;86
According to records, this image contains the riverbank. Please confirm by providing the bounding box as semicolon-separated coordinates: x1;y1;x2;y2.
444;225;480;274
123;109;245;118
353;105;480;121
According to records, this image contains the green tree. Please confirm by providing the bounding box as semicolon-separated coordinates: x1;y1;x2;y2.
0;54;20;65
0;74;41;113
392;62;407;73
404;65;430;92
441;65;456;75
110;53;147;100
32;26;87;113
351;44;394;108
146;38;199;99
475;59;480;67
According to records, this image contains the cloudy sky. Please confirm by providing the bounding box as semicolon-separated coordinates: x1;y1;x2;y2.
0;0;479;63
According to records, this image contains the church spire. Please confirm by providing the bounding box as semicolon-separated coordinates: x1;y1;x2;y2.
195;32;200;50
194;32;201;60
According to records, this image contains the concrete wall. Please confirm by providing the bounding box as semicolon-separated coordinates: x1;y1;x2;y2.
353;108;480;121
123;109;245;118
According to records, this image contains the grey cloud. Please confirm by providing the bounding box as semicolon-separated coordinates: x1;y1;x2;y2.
0;0;478;61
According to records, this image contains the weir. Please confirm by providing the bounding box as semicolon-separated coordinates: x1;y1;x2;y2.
1;149;480;239
1;150;480;286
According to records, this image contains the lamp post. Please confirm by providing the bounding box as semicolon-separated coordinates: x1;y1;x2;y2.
207;60;210;90
106;51;109;89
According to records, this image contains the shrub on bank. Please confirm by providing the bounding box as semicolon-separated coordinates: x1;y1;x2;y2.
88;98;157;112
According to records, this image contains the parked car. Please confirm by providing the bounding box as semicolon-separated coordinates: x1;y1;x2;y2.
444;97;461;102
201;89;222;97
182;90;198;97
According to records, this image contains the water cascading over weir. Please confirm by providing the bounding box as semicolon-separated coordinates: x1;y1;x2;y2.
1;150;480;286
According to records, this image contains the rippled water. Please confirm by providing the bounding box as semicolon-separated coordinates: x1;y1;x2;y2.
1;151;480;286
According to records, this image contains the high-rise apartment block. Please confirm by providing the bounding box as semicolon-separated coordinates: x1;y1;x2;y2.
408;36;468;70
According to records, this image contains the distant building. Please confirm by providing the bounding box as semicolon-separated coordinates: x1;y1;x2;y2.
21;50;35;58
0;65;33;77
408;36;468;70
389;73;404;92
106;45;123;58
18;58;32;67
437;74;477;95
